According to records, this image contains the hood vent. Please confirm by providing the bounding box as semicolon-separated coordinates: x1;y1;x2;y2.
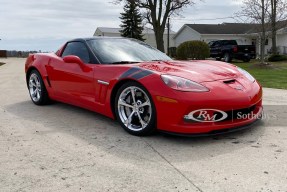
223;79;236;84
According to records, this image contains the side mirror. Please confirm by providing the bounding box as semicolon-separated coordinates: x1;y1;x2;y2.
63;55;84;66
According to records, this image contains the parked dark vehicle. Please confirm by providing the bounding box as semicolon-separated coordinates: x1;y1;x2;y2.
209;40;256;62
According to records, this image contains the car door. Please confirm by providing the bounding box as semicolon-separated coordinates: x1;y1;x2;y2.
47;41;95;107
210;41;221;57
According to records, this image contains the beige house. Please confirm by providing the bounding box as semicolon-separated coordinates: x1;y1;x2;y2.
174;23;287;55
93;27;176;53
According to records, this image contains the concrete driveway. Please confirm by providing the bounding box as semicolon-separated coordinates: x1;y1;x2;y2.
0;58;286;192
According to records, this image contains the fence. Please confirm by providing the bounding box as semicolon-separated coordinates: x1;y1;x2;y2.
0;50;7;58
3;50;39;58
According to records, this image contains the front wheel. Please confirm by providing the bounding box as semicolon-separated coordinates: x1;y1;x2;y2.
115;82;156;136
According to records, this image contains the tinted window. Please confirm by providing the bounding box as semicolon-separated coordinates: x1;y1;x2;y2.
222;40;237;45
87;38;171;64
212;41;221;47
208;41;215;47
62;42;90;63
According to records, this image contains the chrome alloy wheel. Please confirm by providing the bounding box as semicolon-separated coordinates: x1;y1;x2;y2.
117;86;152;132
29;73;42;102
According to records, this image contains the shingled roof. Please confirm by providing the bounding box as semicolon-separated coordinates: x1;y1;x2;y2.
186;23;259;34
96;27;176;35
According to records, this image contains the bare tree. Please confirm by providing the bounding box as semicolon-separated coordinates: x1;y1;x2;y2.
236;0;270;63
115;0;197;52
270;0;278;54
268;0;287;54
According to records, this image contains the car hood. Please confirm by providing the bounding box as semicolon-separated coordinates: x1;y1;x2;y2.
138;60;239;83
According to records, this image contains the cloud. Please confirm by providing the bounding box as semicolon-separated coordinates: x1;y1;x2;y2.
0;0;122;39
0;0;243;51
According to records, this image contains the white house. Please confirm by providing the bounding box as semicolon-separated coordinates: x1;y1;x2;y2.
94;27;176;53
174;22;287;55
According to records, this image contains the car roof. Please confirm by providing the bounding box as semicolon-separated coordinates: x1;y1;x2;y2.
69;37;128;42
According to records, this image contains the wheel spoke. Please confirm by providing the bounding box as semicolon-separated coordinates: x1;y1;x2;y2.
31;89;36;96
118;99;133;108
36;81;40;88
130;87;136;104
124;111;135;127
36;90;40;99
138;101;150;108
30;80;36;88
136;112;147;128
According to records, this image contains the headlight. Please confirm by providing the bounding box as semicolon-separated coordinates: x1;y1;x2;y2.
237;67;255;82
161;75;209;92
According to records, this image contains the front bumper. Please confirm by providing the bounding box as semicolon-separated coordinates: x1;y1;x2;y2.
153;79;263;135
160;114;262;137
157;104;263;135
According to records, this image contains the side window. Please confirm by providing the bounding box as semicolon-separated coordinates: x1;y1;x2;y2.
208;41;215;47
213;41;220;47
222;41;228;46
62;42;90;63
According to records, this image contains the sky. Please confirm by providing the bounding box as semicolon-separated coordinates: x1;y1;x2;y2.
0;0;243;51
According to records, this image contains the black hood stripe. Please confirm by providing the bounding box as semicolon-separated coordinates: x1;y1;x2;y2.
131;70;153;80
120;67;154;80
119;67;141;79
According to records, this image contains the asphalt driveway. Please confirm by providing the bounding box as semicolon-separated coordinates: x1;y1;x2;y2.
0;58;286;192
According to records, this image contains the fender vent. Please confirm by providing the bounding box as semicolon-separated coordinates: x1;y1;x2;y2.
46;76;51;87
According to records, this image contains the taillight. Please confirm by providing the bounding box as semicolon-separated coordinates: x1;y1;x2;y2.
233;46;238;53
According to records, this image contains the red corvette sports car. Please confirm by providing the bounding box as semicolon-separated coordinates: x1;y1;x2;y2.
25;37;263;136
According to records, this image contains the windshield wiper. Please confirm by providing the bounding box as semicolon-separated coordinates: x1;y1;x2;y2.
111;61;140;64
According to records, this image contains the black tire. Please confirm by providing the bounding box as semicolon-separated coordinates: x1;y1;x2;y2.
115;82;156;136
243;58;250;62
27;70;49;105
224;53;232;63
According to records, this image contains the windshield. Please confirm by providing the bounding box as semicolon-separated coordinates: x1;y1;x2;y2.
87;38;172;64
208;41;215;47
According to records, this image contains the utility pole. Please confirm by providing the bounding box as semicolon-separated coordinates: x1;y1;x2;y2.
167;17;170;56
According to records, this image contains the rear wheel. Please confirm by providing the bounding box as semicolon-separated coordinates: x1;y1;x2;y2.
28;70;49;105
224;53;232;63
115;82;156;136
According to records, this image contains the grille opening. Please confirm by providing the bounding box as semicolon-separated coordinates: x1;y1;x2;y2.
214;105;256;122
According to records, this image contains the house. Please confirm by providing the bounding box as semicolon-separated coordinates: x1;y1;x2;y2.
174;22;287;55
94;27;176;53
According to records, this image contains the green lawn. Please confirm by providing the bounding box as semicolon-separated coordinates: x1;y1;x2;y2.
231;60;287;90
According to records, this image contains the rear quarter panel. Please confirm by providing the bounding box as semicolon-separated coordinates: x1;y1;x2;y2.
25;53;58;98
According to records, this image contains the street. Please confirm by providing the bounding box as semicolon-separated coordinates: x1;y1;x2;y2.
0;58;286;192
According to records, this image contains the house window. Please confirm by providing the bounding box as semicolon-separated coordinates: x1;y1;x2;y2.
265;39;269;45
